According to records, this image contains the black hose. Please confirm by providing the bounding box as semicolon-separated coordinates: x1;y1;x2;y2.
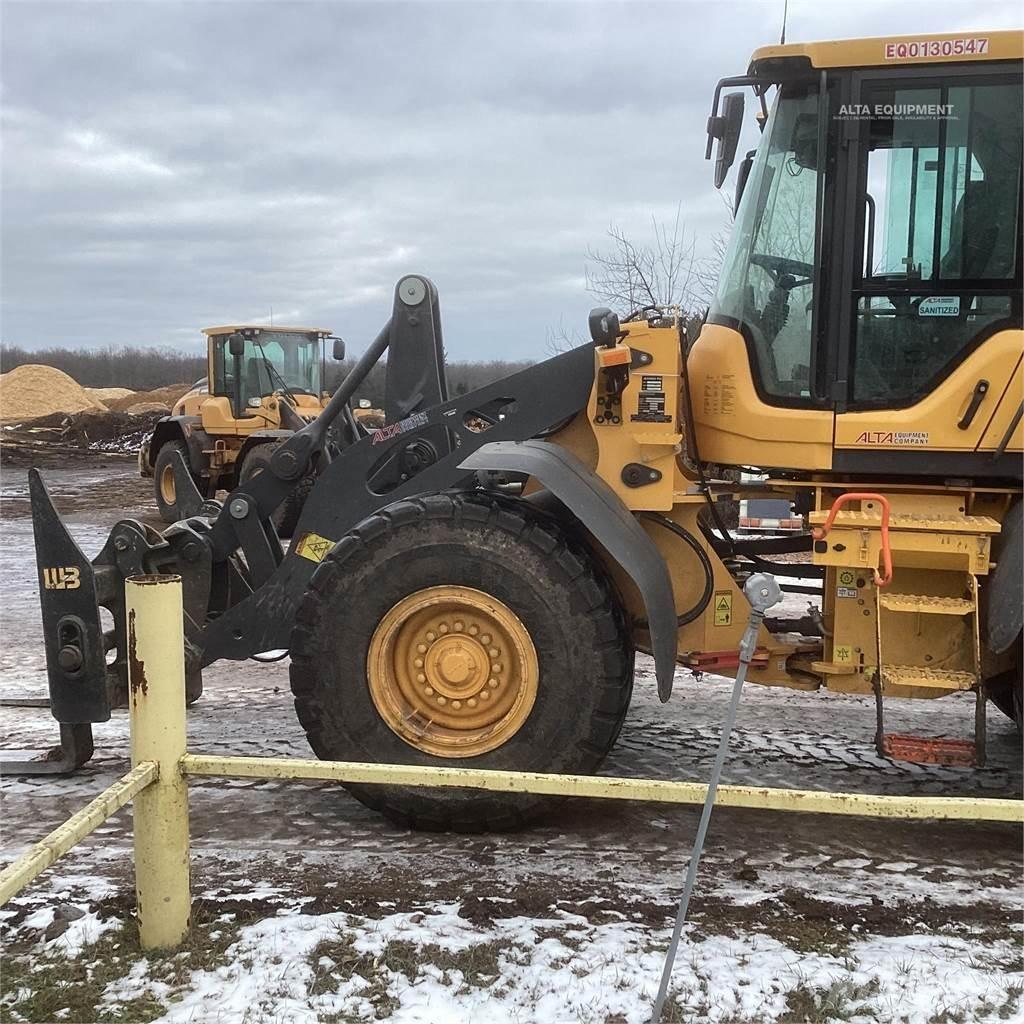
635;513;715;628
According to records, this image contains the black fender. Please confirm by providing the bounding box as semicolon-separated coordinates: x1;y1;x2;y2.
149;416;205;475
986;499;1022;655
459;440;678;701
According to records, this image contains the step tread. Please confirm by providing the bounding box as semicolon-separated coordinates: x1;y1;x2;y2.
810;510;1000;534
880;665;976;690
878;594;974;614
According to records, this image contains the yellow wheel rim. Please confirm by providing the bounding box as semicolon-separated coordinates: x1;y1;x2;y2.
159;464;176;505
367;585;538;757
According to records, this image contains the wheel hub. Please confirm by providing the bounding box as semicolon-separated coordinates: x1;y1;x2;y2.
159;465;176;504
367;586;538;757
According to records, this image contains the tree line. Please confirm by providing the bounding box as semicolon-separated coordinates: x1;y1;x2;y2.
0;343;532;408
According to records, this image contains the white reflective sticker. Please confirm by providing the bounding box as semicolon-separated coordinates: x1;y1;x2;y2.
919;296;960;317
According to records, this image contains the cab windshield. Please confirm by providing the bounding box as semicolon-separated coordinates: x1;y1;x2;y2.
215;331;322;409
709;82;821;401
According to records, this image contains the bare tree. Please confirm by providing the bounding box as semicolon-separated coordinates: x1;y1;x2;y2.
585;206;702;315
546;201;736;353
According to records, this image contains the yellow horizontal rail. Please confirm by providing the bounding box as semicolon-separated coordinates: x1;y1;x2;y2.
180;754;1023;823
0;760;158;907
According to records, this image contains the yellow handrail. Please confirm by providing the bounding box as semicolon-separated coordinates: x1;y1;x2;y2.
0;760;157;906
180;754;1024;823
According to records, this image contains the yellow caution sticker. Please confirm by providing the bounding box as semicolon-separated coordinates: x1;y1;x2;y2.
838;569;856;586
834;643;853;664
713;591;732;626
295;532;334;564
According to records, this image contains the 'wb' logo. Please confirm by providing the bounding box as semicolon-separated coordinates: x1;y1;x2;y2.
43;566;81;591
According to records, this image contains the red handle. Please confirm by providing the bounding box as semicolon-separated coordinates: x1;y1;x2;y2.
812;492;893;587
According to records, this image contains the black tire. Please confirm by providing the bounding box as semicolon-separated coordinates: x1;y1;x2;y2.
239;442;313;537
289;491;634;831
986;662;1023;732
153;440;194;523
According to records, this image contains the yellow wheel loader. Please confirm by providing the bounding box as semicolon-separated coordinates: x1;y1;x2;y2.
18;30;1024;825
145;324;355;535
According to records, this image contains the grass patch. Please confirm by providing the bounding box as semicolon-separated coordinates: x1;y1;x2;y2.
780;979;880;1023
308;932;507;1012
0;901;249;1023
1;930;164;1024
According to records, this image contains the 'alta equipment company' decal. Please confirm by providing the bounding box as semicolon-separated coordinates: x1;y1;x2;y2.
855;431;929;446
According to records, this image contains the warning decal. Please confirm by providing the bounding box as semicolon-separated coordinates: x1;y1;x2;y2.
713;592;732;627
295;532;334;563
838;570;855;586
834;644;853;664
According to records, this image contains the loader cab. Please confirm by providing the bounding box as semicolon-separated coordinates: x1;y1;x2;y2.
202;325;332;428
690;30;1023;480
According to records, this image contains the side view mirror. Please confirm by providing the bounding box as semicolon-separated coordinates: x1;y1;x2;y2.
331;337;346;361
228;333;245;358
588;307;621;348
711;92;745;189
734;149;755;213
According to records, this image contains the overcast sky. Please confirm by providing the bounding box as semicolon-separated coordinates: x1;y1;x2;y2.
2;1;1019;360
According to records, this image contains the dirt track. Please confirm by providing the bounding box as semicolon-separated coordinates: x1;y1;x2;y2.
1;462;1021;1022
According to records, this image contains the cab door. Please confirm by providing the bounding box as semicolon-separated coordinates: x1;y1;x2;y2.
833;65;1023;477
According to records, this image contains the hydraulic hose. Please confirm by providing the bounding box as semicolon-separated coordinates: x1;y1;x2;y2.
635;513;715;628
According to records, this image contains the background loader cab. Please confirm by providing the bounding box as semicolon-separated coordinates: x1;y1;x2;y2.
148;324;347;534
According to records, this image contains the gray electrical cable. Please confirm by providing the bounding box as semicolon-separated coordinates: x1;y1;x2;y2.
649;572;782;1023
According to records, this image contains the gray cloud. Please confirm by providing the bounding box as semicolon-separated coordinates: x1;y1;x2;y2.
2;0;1017;359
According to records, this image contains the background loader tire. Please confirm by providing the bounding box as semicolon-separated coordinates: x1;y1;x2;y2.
289;491;634;831
239;442;313;537
153;440;197;523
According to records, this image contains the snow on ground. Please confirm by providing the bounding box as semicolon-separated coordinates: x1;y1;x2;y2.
3;889;1021;1024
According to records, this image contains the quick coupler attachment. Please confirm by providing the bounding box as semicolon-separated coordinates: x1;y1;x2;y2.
28;469;112;726
0;471;112;776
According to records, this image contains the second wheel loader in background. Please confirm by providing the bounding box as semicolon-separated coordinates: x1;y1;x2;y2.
144;324;354;534
20;29;1023;830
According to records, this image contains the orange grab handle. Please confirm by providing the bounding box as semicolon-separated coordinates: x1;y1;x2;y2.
811;492;893;588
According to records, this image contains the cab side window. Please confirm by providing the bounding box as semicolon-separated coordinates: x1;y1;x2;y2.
852;80;1022;406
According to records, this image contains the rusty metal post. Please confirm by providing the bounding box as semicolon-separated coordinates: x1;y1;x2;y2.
127;574;191;949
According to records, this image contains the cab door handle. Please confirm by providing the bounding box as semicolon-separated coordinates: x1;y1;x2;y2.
957;379;989;430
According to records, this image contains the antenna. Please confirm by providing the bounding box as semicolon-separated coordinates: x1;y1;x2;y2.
780;0;788;44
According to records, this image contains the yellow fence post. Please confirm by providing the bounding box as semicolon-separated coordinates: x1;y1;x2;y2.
127;573;191;949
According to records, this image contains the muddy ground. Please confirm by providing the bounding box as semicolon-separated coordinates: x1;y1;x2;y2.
1;460;1021;1023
